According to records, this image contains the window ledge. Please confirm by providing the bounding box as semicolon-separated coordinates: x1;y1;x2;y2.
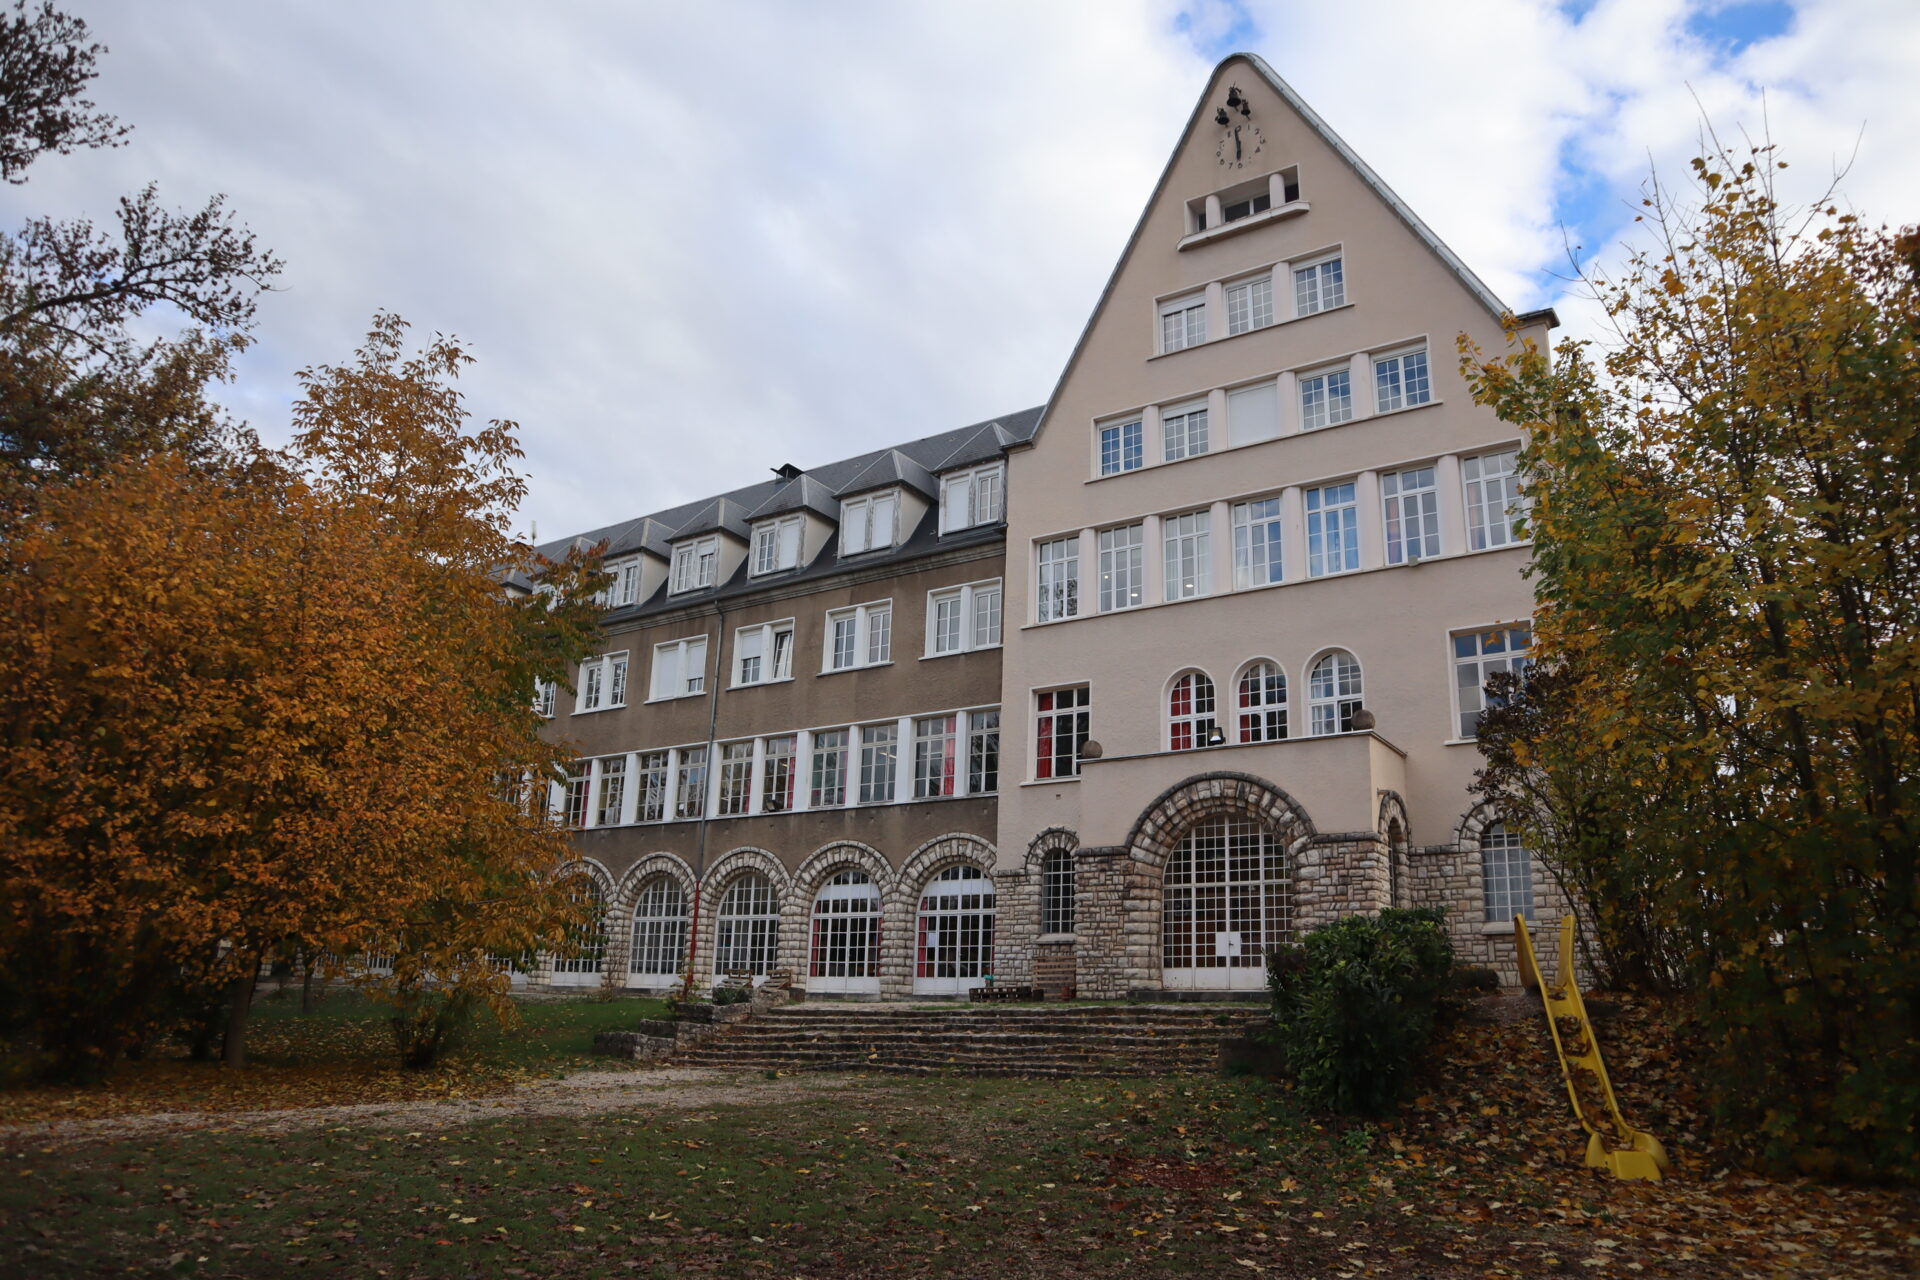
1020;776;1082;788
730;675;797;691
642;693;703;705
1480;922;1518;936
572;704;626;716
818;661;895;677
920;645;1002;661
1177;199;1309;250
1037;933;1079;945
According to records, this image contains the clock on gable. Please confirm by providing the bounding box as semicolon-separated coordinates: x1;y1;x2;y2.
1215;121;1263;169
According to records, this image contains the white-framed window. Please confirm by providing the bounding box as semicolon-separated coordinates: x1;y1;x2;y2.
1036;537;1080;622
669;535;718;594
940;463;1004;532
750;515;803;576
596;557;643;608
1097;523;1144;613
1098;419;1143;476
714;873;779;975
716;742;754;816
1232;497;1284;588
636;750;670;822
857;723;898;805
1162;405;1210;461
1374;348;1432;413
1293;256;1345;316
1481;822;1535;922
1226;273;1274;336
927;580;1002;656
1299;367;1353;431
1308;651;1363;736
594;755;627;827
1041;845;1074;935
577;651;629;713
629;876;688;977
1382;466;1441;565
809;729;849;807
1168;671;1218;751
1163;510;1212;601
913;714;958;799
563;761;590;828
734;621;794;686
1237;662;1288;742
840;489;900;556
761;734;797;812
1036;686;1090;780
1454;623;1533;739
824;600;892;671
1305;482;1360;577
533;678;557;718
1464;449;1526;550
1160;293;1206;353
673;745;707;819
650;637;707;700
967;708;1000;794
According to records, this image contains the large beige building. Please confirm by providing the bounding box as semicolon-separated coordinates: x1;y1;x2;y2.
529;53;1568;999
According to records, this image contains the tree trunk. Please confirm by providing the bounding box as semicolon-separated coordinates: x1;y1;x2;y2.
221;959;259;1068
300;952;316;1015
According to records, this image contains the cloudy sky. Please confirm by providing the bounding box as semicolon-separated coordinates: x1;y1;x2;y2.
14;1;1918;539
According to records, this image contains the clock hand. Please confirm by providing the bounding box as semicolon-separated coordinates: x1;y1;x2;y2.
1234;126;1242;161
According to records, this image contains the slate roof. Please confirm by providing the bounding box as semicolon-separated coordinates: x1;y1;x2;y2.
521;405;1043;614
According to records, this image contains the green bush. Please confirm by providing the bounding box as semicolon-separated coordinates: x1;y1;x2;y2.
1265;908;1454;1116
710;983;752;1006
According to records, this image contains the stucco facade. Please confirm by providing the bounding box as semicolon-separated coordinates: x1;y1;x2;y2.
529;54;1568;1001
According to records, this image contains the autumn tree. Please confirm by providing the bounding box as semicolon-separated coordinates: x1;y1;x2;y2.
0;0;279;482
0;315;605;1078
1462;142;1920;1180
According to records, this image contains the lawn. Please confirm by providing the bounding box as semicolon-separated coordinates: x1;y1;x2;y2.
3;997;1917;1279
0;989;669;1126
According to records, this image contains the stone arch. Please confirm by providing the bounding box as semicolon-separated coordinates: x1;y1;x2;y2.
783;841;893;988
1124;772;1316;871
556;856;616;893
1104;773;1318;997
1023;826;1079;871
1453;800;1503;850
880;833;996;999
693;847;791;982
1378;791;1412;910
612;852;698;989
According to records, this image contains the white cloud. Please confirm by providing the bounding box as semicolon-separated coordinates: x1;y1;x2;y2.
15;1;1919;537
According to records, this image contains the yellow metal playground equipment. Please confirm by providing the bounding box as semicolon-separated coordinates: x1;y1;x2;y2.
1514;914;1671;1182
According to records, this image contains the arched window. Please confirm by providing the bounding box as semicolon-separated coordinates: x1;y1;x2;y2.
1308;651;1362;736
915;864;996;995
1169;672;1218;750
628;876;688;979
1237;662;1288;742
1481;822;1534;922
809;868;881;993
553;877;608;982
714;872;780;975
1041;846;1075;935
1162;816;1291;991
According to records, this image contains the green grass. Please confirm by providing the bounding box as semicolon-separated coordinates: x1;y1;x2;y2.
246;988;671;1074
1;1076;1425;1279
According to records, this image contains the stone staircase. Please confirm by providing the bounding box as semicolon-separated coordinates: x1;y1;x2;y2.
672;1001;1271;1078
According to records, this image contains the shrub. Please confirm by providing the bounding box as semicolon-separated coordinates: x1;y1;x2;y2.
1449;966;1502;994
1265;907;1454;1116
710;983;752;1006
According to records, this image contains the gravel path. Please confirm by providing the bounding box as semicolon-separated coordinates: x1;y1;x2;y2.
0;1065;874;1147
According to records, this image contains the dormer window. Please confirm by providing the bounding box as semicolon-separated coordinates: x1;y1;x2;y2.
595;556;642;608
750;515;802;576
939;463;1003;533
839;490;899;556
669;535;718;593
